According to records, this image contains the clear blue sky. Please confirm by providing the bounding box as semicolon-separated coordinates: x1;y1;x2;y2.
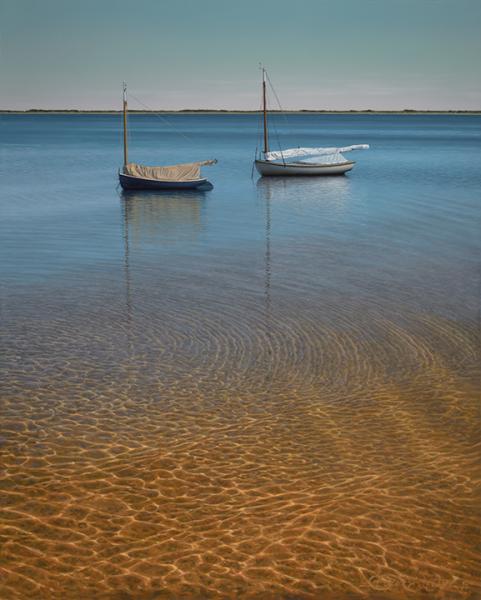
2;0;480;110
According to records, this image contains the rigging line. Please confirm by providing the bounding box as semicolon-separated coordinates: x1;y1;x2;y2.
265;70;290;129
252;88;264;180
266;90;286;166
258;93;263;153
254;92;263;160
127;91;197;144
262;69;286;165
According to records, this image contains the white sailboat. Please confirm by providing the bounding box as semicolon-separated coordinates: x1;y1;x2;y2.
118;83;217;190
254;68;369;176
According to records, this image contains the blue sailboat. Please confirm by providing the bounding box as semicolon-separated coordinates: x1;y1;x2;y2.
118;84;216;191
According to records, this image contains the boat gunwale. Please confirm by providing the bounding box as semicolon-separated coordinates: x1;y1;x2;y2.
254;159;355;168
118;170;208;184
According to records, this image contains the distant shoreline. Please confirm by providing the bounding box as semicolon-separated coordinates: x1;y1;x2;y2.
1;109;480;116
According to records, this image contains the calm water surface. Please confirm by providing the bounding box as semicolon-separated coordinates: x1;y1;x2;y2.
1;114;480;599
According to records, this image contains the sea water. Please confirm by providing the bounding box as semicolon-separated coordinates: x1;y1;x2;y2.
1;113;480;598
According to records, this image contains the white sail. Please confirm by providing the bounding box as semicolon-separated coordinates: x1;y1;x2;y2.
264;144;369;162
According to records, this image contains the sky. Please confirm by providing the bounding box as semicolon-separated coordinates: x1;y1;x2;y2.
1;0;480;110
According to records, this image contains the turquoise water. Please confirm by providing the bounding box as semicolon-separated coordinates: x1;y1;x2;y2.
1;114;479;313
1;114;480;599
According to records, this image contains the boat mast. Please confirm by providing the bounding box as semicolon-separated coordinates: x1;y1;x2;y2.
123;82;128;167
262;68;269;155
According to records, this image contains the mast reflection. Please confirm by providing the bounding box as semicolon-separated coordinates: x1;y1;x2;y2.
119;189;210;353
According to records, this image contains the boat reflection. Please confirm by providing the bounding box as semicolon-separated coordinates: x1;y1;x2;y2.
255;175;352;213
119;189;210;350
120;188;211;246
255;175;353;389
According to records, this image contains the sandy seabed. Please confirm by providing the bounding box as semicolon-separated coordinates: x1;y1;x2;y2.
1;286;480;600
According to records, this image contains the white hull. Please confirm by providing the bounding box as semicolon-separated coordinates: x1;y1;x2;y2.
255;159;355;177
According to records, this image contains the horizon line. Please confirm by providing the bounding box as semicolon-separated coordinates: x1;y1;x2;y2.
2;108;481;114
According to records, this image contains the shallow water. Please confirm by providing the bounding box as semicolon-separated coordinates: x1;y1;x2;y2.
1;114;480;599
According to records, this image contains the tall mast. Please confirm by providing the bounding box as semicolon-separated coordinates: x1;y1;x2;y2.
262;68;269;154
123;82;128;167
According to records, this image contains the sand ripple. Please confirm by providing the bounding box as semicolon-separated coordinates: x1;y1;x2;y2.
1;279;479;600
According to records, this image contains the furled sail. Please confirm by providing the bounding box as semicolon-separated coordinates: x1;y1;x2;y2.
264;145;369;162
124;160;217;182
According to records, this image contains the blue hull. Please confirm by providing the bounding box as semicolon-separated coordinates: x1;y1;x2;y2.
119;172;208;190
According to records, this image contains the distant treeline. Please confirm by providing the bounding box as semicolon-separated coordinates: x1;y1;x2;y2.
1;109;480;114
